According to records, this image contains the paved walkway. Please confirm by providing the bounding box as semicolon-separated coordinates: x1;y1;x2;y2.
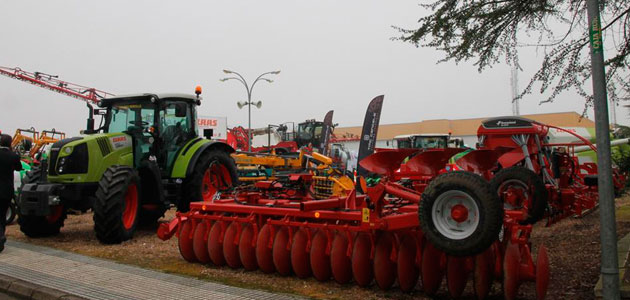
0;241;298;300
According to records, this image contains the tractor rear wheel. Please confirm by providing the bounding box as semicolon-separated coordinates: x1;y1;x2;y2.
419;171;503;257
93;166;141;244
489;166;547;224
180;150;238;212
18;166;67;237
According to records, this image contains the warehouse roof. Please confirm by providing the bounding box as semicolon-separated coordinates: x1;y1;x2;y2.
333;111;595;141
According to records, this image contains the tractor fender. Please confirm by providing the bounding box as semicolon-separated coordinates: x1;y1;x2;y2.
170;139;235;178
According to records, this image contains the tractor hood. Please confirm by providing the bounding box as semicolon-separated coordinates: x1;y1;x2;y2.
47;132;134;183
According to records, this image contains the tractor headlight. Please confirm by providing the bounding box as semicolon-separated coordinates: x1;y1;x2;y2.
63;146;73;154
57;157;67;173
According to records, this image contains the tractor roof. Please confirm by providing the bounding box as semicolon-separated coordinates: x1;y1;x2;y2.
98;93;200;107
393;133;449;139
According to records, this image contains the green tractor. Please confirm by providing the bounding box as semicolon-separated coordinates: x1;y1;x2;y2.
19;91;237;244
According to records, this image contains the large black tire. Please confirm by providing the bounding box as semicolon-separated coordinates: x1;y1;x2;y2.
93;166;141;244
179;150;238;212
419;171;503;257
489;166;547;225
18;167;67;237
6;196;16;225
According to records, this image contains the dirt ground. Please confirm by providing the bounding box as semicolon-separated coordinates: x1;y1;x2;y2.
6;195;630;300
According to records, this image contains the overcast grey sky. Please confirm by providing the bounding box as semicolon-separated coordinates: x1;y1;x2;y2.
1;1;626;136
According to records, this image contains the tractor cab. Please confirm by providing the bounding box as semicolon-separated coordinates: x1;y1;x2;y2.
393;134;450;150
99;93;199;173
295;119;325;149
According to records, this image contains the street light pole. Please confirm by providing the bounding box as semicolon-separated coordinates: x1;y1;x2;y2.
221;69;280;152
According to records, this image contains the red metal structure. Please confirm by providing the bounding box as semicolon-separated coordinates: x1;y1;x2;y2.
0;66;114;104
159;115;625;300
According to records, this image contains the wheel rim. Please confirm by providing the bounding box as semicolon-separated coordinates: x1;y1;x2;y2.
122;184;138;230
498;179;532;211
46;205;64;224
431;190;479;240
202;162;232;201
5;205;12;222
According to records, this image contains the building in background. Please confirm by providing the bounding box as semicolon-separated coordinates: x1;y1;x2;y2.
333;112;595;153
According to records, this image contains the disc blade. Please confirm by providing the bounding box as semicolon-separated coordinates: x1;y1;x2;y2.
473;248;494;300
503;242;521;300
536;245;550;300
397;233;419;292
310;230;331;281
256;224;275;273
373;232;396;290
421;242;445;296
291;228;311;278
239;224;258;271
331;232;353;284
272;227;292;276
178;221;197;263
208;221;226;266
352;233;373;287
193;222;210;263
446;256;469;299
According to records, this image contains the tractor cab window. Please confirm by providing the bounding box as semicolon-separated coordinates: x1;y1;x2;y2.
108;103;156;167
159;101;193;169
108;104;155;134
413;136;447;149
296;122;323;146
396;139;412;149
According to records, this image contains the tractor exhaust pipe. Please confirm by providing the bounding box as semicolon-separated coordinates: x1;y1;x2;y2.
86;103;95;134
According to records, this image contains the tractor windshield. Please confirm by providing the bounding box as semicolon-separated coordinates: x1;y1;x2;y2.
107;103;155;133
413;136;448;149
395;138;412;149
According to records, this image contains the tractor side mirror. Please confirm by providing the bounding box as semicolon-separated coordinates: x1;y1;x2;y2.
175;103;188;118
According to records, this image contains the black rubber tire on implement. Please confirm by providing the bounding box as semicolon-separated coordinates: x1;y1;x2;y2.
93;166;141;244
18;166;67;237
419;171;503;257
179;150;238;212
489;166;547;225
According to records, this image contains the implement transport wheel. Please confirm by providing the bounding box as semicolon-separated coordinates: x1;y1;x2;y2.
473;247;494;300
536;245;550;300
330;232;353;284
421;242;445;296
291;228;312;278
420;171;503;257
239;224;258;271
490;166;547;225
93;166;141;244
310;230;331;281
181;150;238;212
208;221;226;266
351;233;374;287
178;220;197;263
273;227;292;276
373;232;396;290
397;233;419;292
223;222;242;268
446;256;469;299
18;166;67;237
256;224;275;273
193;221;210;263
503;242;521;300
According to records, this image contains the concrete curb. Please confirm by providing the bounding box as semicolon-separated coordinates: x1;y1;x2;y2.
0;274;85;300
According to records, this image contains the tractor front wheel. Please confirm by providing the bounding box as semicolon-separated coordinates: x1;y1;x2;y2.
93;166;141;244
6;196;17;225
419;171;503;257
180;150;238;212
18;166;67;237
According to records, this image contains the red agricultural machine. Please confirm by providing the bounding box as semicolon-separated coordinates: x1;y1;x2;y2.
158;111;620;300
